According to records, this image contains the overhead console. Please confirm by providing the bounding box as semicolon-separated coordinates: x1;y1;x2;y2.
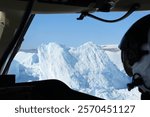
36;0;119;12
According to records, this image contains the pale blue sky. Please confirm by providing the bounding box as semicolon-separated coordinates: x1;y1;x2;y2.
22;11;150;49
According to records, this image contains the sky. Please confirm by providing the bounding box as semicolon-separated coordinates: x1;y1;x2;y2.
22;11;150;49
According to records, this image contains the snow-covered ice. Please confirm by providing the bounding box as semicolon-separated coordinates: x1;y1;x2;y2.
9;42;140;100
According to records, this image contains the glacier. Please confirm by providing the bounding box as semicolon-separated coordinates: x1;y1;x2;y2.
9;42;140;100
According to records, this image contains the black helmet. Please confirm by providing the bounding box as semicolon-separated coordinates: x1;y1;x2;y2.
119;14;150;77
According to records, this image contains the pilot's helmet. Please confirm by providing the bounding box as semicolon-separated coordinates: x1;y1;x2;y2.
119;14;150;91
0;11;6;40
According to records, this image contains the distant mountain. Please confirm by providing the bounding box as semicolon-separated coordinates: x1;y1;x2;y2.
101;44;123;71
101;45;120;52
9;42;140;100
20;49;38;53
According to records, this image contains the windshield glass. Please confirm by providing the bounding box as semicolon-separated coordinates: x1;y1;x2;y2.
9;11;150;100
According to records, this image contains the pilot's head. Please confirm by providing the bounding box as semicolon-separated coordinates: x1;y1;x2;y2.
119;14;150;99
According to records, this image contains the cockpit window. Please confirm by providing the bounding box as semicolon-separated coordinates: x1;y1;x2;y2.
8;11;150;100
0;0;30;74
